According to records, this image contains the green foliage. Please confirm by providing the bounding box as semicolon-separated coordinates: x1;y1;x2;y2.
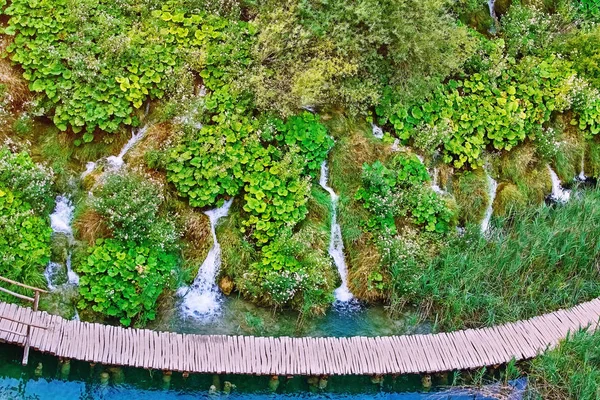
0;187;52;290
530;330;600;400
91;171;178;250
0;147;54;214
574;0;600;23
0;147;53;292
382;47;589;167
559;26;600;88
355;154;455;234
3;0;255;137
77;239;178;326
248;0;475;115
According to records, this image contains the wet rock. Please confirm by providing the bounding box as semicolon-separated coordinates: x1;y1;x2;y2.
268;375;280;392
108;366;125;385
100;371;110;386
162;371;172;390
208;384;218;395
421;374;432;390
318;376;328;390
59;359;70;380
219;276;234;296
34;362;43;377
223;381;235;395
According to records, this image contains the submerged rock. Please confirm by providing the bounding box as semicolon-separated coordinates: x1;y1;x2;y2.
268;375;280;392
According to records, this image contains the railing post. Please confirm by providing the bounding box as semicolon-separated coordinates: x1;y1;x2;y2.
22;290;41;365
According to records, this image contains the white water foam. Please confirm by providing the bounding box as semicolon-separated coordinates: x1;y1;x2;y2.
548;165;571;203
319;161;354;303
106;125;149;170
371;124;384;139
430;167;446;195
577;152;587;182
178;198;234;320
481;170;498;234
45;196;80;289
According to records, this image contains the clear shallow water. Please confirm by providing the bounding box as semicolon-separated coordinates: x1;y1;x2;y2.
153;296;431;337
0;344;524;400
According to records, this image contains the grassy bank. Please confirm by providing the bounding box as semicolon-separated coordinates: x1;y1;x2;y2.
529;329;600;400
399;187;600;331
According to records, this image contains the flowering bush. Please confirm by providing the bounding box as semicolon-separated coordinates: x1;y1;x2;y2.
0;147;53;291
0;146;54;214
91;171;178;250
0;187;52;290
77;239;178;326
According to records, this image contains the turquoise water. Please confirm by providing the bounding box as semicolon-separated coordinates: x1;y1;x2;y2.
0;344;525;400
153;296;432;337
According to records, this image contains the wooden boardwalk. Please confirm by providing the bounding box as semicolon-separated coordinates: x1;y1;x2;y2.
0;299;599;375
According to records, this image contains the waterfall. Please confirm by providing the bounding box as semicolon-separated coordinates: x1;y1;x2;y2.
83;103;150;177
547;165;571;203
430;167;446;195
177;198;234;319
371;124;384;139
319;161;354;303
488;0;499;29
106;125;149;170
577;152;587;182
481;171;498;234
45;196;80;289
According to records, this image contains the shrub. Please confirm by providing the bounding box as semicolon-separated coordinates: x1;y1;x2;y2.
0;147;53;292
77;239;178;326
91;171;178;250
0;146;54;214
355;154;455;234
0;187;52;290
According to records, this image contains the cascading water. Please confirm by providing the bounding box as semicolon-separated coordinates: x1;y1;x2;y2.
481;171;498;234
319;161;354;303
488;0;498;31
45;196;80;289
430;167;446;195
371;124;384;139
177;198;234;320
82;103;150;177
577;152;587;182
547;165;571;203
106;124;149;170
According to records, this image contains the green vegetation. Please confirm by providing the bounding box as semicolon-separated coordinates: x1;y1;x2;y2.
77;238;178;326
0;147;53;292
530;329;600;400
406;189;600;330
1;0;600;341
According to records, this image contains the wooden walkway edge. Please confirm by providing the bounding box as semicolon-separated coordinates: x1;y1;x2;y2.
0;298;599;375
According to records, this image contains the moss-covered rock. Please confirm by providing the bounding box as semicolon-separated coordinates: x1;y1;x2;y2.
494;182;528;216
452;169;489;226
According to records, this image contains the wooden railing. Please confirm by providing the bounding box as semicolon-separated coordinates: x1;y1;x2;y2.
0;276;48;365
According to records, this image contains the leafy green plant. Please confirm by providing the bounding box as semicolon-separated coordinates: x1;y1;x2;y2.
77;238;178;326
0;187;52;291
379;42;595;168
355;154;454;234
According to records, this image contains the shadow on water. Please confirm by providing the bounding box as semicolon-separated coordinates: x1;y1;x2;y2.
151;296;433;338
0;344;526;400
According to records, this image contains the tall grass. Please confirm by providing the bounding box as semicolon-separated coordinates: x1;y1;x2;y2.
529;329;600;400
400;188;600;330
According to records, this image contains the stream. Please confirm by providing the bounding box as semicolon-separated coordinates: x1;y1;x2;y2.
45;196;79;290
